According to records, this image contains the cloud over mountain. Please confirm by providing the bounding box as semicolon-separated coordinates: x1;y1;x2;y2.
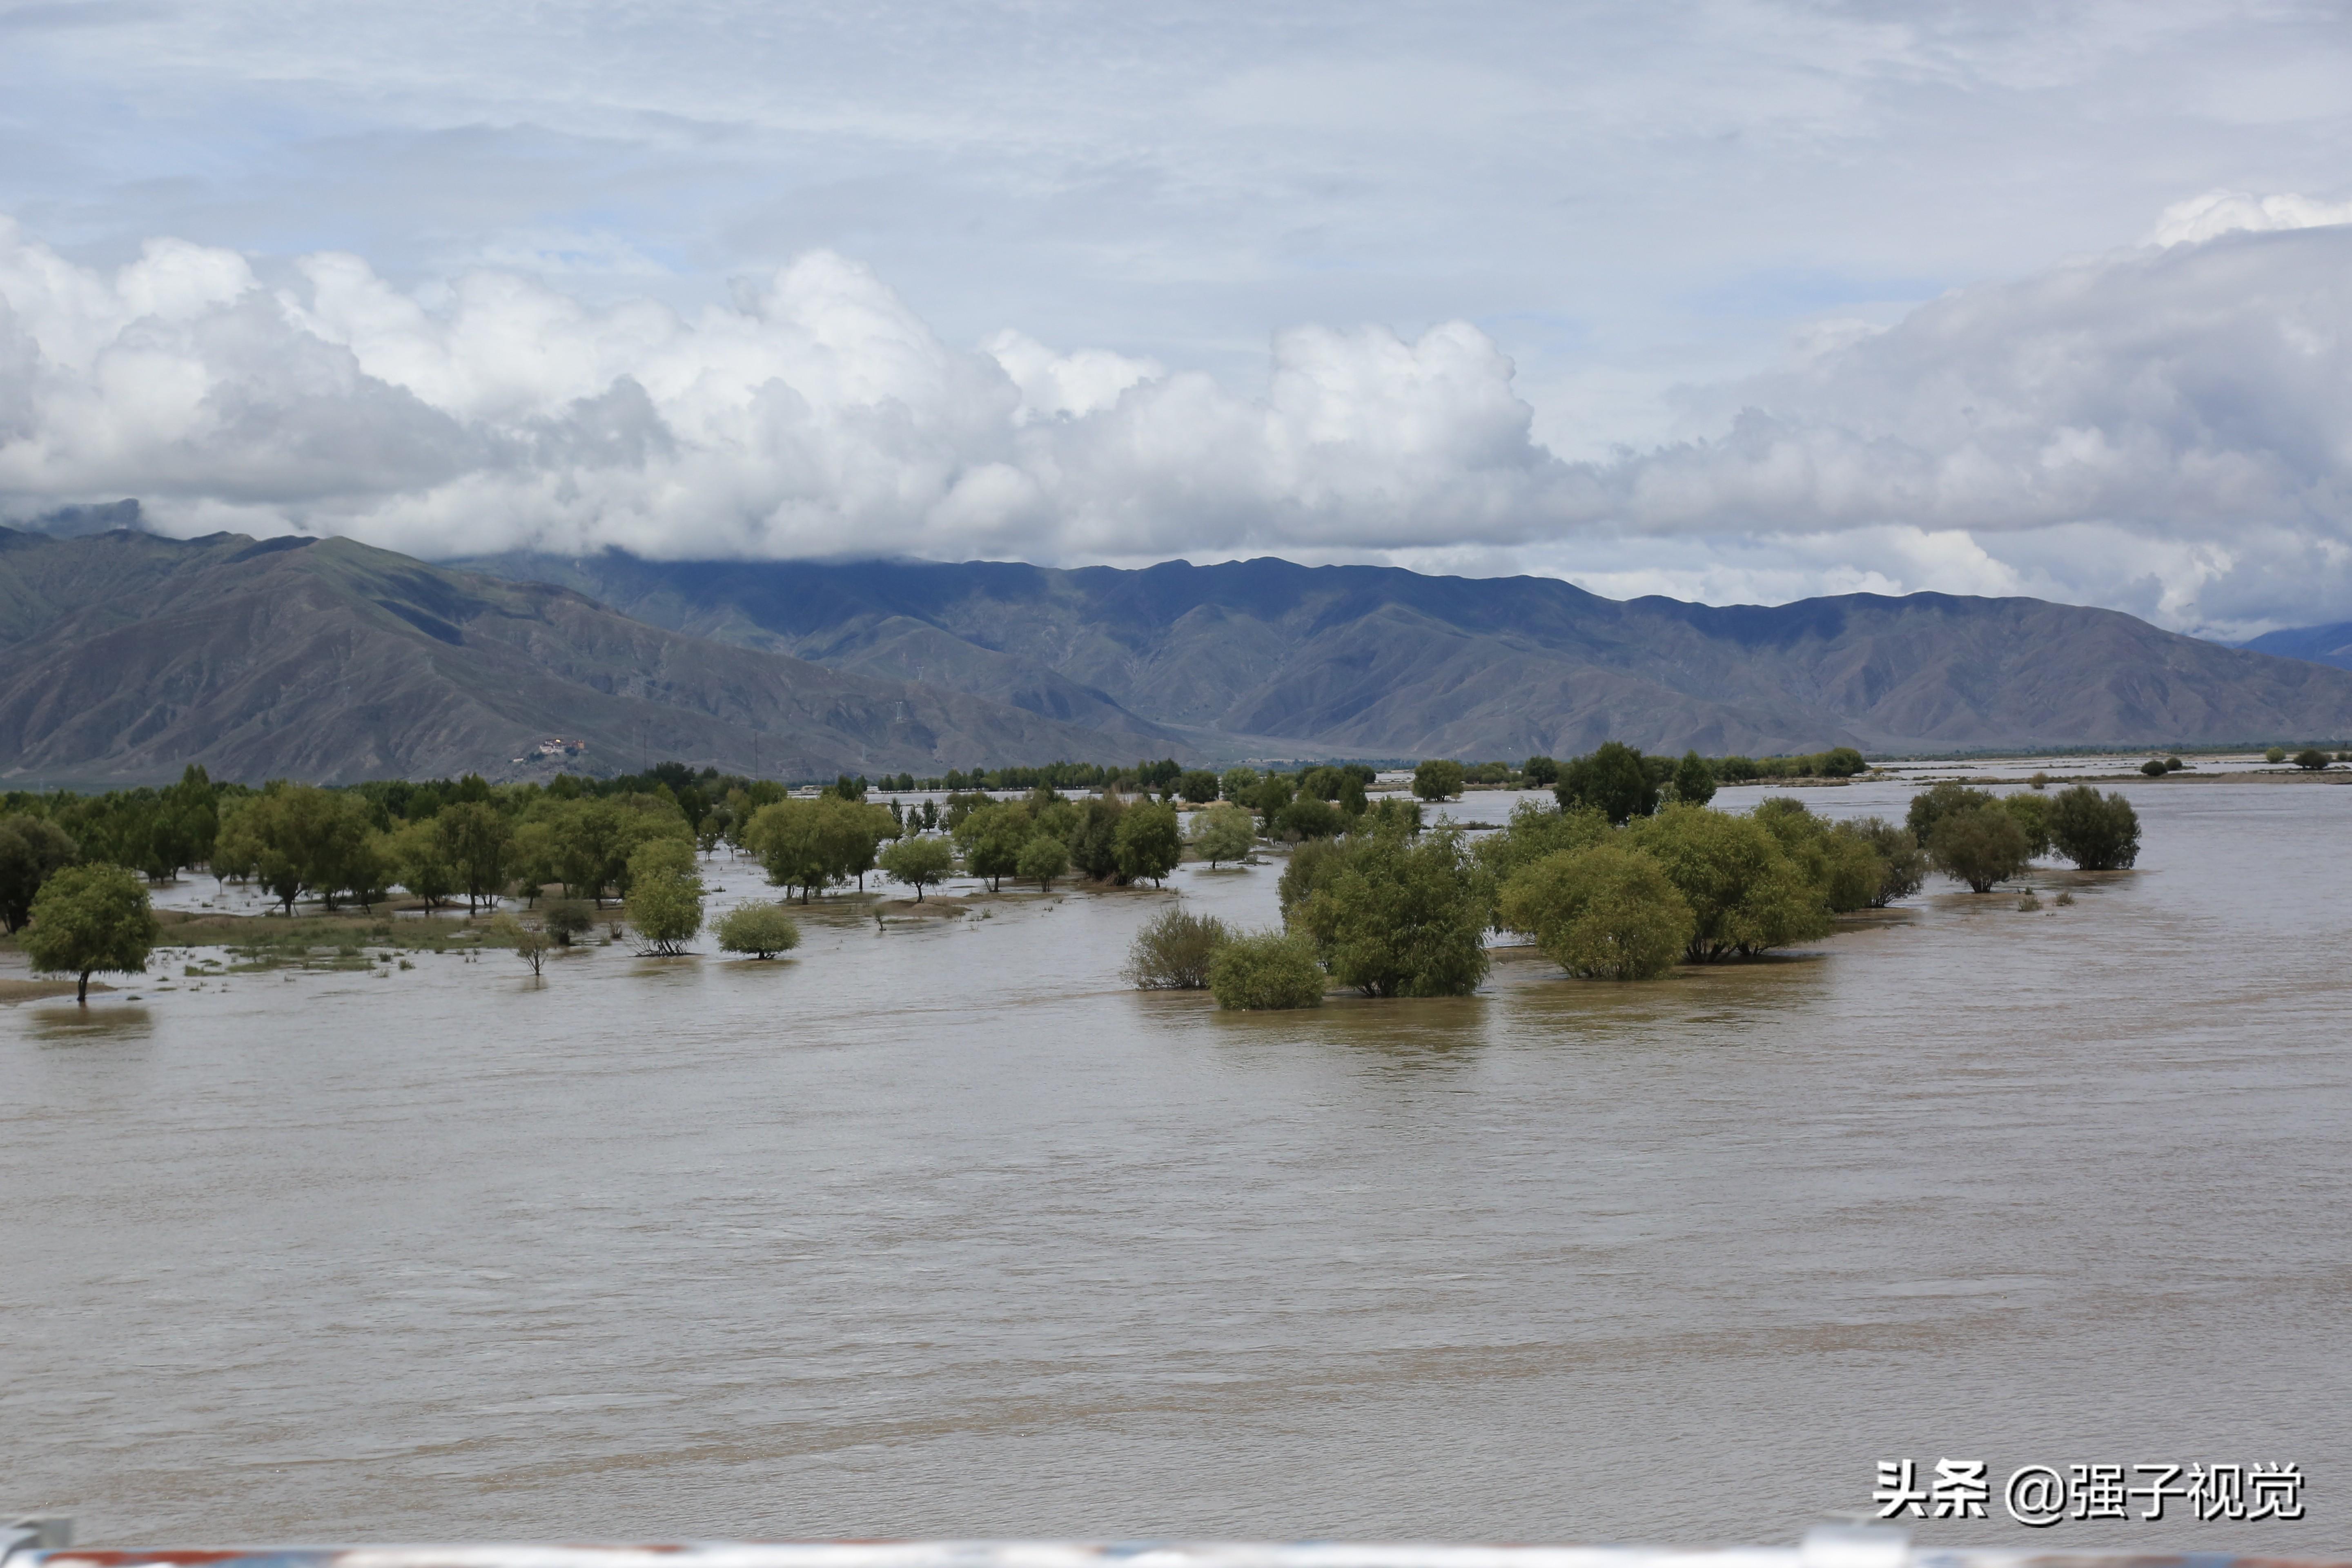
4;196;2352;633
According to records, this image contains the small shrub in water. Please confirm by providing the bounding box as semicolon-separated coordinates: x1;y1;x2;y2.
1207;930;1325;1011
2054;890;2075;907
2016;890;2041;912
715;902;803;959
542;898;594;945
2140;759;2167;777
1124;906;1231;989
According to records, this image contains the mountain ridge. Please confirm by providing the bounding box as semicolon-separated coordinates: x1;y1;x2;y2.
0;528;1143;786
461;549;2352;757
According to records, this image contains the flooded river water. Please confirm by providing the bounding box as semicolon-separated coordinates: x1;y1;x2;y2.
5;774;2350;1549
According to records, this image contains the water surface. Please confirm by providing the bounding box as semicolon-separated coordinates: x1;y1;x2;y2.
5;777;2349;1548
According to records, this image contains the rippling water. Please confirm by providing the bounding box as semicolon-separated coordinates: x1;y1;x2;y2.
5;776;2350;1549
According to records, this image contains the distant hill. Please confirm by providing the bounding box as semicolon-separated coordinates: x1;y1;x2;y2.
461;551;2352;757
2239;621;2352;672
0;529;1139;786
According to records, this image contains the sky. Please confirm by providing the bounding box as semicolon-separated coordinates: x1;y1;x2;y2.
2;0;2350;635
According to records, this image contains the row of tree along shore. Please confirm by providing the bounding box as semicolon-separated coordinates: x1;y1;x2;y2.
2;746;2139;1005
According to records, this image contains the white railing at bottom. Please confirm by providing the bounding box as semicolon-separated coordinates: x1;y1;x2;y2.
3;1524;2342;1568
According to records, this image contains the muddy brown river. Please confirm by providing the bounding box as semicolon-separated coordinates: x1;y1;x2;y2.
4;772;2349;1549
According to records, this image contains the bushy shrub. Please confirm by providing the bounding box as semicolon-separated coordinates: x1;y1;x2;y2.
541;897;594;945
1498;844;1692;980
1850;818;1927;906
715;901;802;958
1289;824;1492;997
1187;802;1257;867
2140;759;2167;777
1124;906;1232;989
2295;748;2331;771
1555;741;1658;824
1017;833;1069;892
1411;759;1466;802
624;839;704;953
1474;800;1609;886
1927;808;2029;893
2048;785;2141;870
1207;930;1326;1010
1906;780;1999;843
1625;804;1830;961
1754;797;1882;913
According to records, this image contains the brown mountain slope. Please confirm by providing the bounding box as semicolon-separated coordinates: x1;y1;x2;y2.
0;529;1141;785
460;552;2352;755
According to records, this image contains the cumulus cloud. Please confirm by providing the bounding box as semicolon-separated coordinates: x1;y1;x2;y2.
6;199;2352;633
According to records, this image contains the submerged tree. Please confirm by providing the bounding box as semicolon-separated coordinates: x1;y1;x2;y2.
624;839;704;954
2048;785;2142;871
1124;906;1232;989
715;901;803;959
1498;844;1693;981
879;833;956;901
1626;803;1831;961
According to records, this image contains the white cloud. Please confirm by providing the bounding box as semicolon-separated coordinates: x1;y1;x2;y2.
2148;189;2352;245
7;201;2352;635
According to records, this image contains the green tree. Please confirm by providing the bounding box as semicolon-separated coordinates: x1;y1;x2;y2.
488;913;551;978
1521;755;1561;787
957;803;1032;893
1276;795;1343;842
1906;780;2000;844
879;833;956;901
1177;769;1222;804
1069;795;1131;882
0;814;77;933
542;897;595;945
624;839;704;953
1124;906;1231;989
1016;833;1069;892
2048;785;2142;870
1998;791;2053;858
388;817;457;908
1187;802;1257;868
1556;741;1659;825
1207;930;1326;1010
2266;746;2288;764
1291;824;1492;997
1412;758;1466;802
745;799;832;902
1114;800;1183;885
22;862;160;1003
716;901;803;958
435;801;514;913
1472;800;1609;887
1928;807;2030;893
1671;751;1717;806
220;784;374;914
1219;766;1261;802
1247;774;1294;834
1752;797;1882;913
1498;844;1694;981
1850;818;1927;906
2295;748;2331;770
1626;803;1831;961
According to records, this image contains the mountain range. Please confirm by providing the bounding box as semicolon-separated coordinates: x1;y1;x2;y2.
10;518;2352;787
0;528;1127;786
461;549;2352;762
